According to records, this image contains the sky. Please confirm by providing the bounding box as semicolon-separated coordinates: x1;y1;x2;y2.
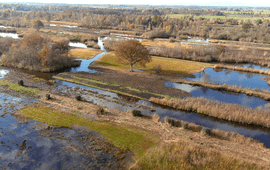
2;0;270;7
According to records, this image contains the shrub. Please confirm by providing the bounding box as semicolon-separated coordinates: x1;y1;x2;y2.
75;95;81;101
96;106;105;115
18;80;24;86
45;94;51;100
132;110;143;117
0;33;76;72
201;127;211;135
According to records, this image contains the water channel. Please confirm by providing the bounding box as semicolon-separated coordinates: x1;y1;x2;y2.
1;32;270;149
185;67;270;90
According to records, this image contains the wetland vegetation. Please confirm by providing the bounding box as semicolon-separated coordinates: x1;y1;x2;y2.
1;2;270;169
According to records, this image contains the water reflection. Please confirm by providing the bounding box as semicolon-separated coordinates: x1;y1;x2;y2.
0;32;19;39
186;67;270;90
165;81;269;109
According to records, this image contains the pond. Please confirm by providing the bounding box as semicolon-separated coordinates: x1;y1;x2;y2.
165;81;269;109
69;42;87;48
0;32;19;39
225;63;270;71
185;67;270;90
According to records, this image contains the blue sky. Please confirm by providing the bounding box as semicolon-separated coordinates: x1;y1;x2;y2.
1;0;270;7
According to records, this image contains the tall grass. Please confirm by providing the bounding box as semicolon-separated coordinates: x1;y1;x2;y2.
131;139;264;170
163;116;264;148
150;97;270;128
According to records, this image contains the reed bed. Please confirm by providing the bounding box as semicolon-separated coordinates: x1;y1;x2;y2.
176;79;270;101
163;117;265;148
150;97;270;128
214;64;270;76
132;139;265;170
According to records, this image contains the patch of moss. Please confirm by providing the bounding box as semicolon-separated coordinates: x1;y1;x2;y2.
19;106;158;158
0;79;40;95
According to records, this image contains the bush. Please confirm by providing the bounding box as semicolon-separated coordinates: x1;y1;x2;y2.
75;95;81;101
152;64;162;74
132;110;143;117
96;106;105;115
0;33;76;72
18;80;24;86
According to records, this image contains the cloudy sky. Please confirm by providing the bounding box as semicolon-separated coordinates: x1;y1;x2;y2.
1;0;270;6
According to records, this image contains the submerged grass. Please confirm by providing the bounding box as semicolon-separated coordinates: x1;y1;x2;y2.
19;105;158;158
94;52;212;74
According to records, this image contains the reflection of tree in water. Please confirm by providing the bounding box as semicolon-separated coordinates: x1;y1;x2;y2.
246;72;253;79
202;73;210;83
224;69;232;75
201;86;208;94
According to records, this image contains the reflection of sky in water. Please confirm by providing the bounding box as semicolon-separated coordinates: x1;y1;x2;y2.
186;68;270;90
69;42;87;48
0;33;19;39
165;81;268;109
0;70;9;79
225;63;270;71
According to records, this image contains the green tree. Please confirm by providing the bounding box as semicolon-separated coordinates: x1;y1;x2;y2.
115;39;151;72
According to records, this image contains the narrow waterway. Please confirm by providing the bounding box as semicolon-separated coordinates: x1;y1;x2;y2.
165;81;269;109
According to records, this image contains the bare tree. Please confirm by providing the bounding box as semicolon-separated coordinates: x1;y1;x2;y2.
115;39;151;72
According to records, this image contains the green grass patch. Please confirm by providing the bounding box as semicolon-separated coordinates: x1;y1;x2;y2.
95;52;212;74
19;106;158;158
0;79;40;95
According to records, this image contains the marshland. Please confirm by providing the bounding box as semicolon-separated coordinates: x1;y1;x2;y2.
1;3;270;169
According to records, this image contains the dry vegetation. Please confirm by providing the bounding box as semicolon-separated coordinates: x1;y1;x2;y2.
0;33;79;72
69;48;104;59
150;97;270;128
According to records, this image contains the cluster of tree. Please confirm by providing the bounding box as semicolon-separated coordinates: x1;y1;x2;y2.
1;4;270;43
0;33;78;72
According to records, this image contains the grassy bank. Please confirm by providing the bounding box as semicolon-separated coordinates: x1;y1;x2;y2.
69;48;104;59
53;75;171;100
150;97;270;128
19;105;158;159
131;139;263;170
93;52;212;74
176;79;270;101
0;79;43;97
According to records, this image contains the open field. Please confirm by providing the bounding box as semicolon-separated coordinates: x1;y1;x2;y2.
93;52;213;74
69;48;104;59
